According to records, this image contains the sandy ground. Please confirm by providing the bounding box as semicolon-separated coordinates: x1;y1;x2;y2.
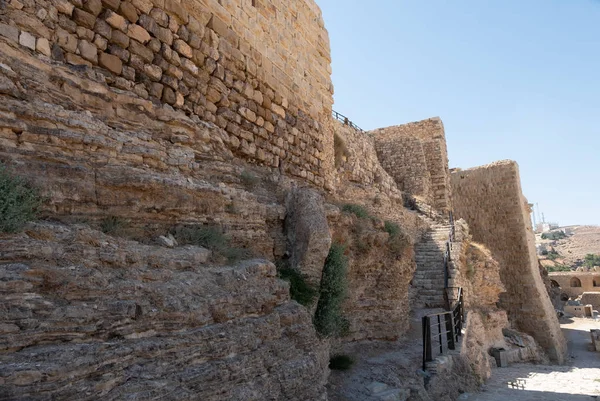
463;317;600;400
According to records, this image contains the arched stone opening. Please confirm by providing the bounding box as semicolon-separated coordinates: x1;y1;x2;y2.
550;280;560;288
570;277;582;288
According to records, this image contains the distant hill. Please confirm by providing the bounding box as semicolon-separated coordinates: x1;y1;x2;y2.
546;226;600;268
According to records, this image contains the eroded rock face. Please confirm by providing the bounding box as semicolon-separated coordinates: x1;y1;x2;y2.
329;211;416;342
0;222;329;400
286;186;331;286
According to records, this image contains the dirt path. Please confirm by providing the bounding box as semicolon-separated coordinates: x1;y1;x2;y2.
463;317;600;400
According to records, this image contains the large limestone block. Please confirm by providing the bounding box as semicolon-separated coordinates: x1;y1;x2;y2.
285;186;331;286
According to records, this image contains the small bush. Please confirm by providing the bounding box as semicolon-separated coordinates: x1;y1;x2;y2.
314;243;349;337
341;203;369;219
173;225;250;264
221;246;252;264
277;262;318;306
100;216;127;236
384;220;409;257
384;220;400;237
329;354;354;371
547;250;559;261
584;254;600;268
240;170;260;189
173;225;228;249
548;264;571;272
0;164;42;233
541;231;566;241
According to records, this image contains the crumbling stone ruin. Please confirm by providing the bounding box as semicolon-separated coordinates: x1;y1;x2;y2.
0;0;566;399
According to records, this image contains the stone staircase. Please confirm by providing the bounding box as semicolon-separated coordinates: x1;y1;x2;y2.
410;222;452;309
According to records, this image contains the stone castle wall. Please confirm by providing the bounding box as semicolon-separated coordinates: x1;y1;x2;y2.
549;271;600;298
332;120;402;197
0;0;334;186
451;161;566;363
370;117;452;212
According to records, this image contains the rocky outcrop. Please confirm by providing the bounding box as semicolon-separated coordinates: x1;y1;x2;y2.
0;222;329;400
285;186;331;286
328;210;416;342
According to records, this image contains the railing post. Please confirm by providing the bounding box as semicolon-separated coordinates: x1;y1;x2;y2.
422;316;432;370
444;243;450;289
437;314;443;354
446;313;455;350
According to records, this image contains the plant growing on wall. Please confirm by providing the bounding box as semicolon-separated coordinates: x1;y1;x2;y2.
341;203;370;219
314;243;349;337
277;261;317;307
0;163;42;233
172;225;251;264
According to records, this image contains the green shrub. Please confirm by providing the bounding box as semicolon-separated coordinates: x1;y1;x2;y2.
584;254;600;268
329;354;354;371
384;221;409;257
0;164;42;233
548;264;571;272
240;170;260;189
100;216;127;236
277;262;317;306
341;204;369;219
314;243;349;337
547;250;559;261
384;220;400;237
541;231;566;241
172;225;250;264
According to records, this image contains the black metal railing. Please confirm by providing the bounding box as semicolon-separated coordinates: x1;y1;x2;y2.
422;287;464;370
449;211;455;243
443;211;456;298
332;110;364;132
443;241;451;290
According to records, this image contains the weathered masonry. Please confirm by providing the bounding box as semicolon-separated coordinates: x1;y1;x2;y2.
0;0;334;186
451;161;567;363
370;117;452;213
549;271;600;298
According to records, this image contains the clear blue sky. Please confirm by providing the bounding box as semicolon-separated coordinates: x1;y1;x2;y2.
318;0;600;226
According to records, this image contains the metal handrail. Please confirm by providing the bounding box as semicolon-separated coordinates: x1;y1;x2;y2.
332;110;364;132
422;287;464;370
